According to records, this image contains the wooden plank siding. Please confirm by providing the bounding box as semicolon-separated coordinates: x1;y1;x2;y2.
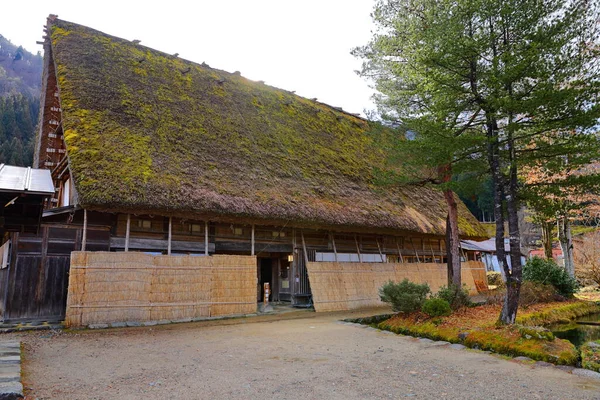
0;224;109;322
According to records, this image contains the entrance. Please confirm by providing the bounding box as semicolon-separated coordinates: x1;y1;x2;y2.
258;258;277;302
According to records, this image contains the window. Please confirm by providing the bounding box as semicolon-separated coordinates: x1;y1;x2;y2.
190;223;203;233
315;252;387;263
137;220;152;229
61;178;70;207
233;227;243;236
272;231;286;238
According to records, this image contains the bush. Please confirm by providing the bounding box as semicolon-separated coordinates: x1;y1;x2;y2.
486;271;503;286
518;281;564;308
523;257;578;297
422;298;452;317
379;279;430;313
436;284;472;309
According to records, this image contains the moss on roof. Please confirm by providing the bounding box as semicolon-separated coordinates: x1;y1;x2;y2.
49;19;486;237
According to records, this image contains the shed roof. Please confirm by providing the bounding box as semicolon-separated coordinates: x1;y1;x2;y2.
0;164;54;196
45;18;486;237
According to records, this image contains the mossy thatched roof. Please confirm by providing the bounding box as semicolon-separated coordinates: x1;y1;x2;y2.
48;19;485;237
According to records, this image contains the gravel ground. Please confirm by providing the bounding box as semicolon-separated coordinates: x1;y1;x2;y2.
13;310;600;399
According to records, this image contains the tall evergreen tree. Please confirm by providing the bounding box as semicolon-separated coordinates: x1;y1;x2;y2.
356;0;600;323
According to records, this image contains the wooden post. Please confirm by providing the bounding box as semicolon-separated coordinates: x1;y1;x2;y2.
167;216;172;255
396;238;404;263
330;232;338;262
251;224;255;256
376;237;385;262
410;237;421;264
354;234;362;263
125;214;131;252
301;230;309;266
204;221;209;256
81;208;87;251
430;243;437;263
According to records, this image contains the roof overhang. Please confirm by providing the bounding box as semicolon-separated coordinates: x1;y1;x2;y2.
0;164;55;234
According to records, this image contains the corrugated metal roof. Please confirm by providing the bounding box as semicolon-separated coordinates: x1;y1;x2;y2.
0;164;55;195
461;238;511;253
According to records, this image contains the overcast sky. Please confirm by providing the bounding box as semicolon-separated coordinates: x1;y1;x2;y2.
3;0;377;116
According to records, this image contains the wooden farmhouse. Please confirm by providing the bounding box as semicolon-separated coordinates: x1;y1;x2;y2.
0;16;488;327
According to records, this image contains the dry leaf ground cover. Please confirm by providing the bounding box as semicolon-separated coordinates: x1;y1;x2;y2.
369;301;600;365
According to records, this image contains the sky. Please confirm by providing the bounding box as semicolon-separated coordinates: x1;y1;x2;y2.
3;0;378;116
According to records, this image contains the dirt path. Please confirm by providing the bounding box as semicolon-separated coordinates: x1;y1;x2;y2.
13;311;600;399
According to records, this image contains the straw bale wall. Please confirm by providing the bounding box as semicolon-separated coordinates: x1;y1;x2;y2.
65;252;256;327
307;261;487;312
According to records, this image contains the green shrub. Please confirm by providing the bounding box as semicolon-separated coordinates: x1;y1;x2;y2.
518;281;563;308
422;298;452;317
436;284;472;309
379;279;430;313
486;271;503;286
523;257;578;297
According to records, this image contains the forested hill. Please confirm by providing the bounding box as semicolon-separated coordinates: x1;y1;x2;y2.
0;35;43;166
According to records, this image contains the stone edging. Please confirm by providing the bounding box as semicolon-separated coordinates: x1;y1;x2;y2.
340;321;600;380
0;341;23;399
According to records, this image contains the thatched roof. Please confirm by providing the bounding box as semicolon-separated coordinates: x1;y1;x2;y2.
46;18;486;237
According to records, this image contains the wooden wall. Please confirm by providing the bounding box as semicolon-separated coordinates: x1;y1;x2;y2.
0;225;109;322
65;252;256;327
306;261;487;312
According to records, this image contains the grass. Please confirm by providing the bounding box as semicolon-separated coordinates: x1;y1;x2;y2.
366;301;600;366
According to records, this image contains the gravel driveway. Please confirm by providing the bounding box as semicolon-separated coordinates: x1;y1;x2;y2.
15;310;600;399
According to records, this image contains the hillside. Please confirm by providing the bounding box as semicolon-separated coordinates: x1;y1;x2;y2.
0;35;43;166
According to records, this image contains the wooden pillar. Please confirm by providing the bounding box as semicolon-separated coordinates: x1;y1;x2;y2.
410;237;421;264
125;214;131;252
354;234;362;263
251;224;255;256
81;208;87;251
376;237;385;262
204;221;209;256
330;232;338;262
396;238;404;263
167;216;172;255
300;230;310;266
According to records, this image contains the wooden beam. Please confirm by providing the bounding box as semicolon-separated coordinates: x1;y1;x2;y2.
125;214;131;252
330;232;338;262
410;237;420;264
81;209;87;251
396;238;404;263
167;216;172;255
354;234;362;263
251;224;255;256
110;237;214;252
430;243;437;263
376;237;385;262
215;242;292;253
204;221;209;256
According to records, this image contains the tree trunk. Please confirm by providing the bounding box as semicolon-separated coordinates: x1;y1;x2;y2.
558;216;575;277
444;190;461;287
541;221;553;260
499;107;522;325
500;180;522;325
446;213;453;284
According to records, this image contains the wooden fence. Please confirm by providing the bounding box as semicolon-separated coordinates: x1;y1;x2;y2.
65;252;256;327
306;261;487;312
